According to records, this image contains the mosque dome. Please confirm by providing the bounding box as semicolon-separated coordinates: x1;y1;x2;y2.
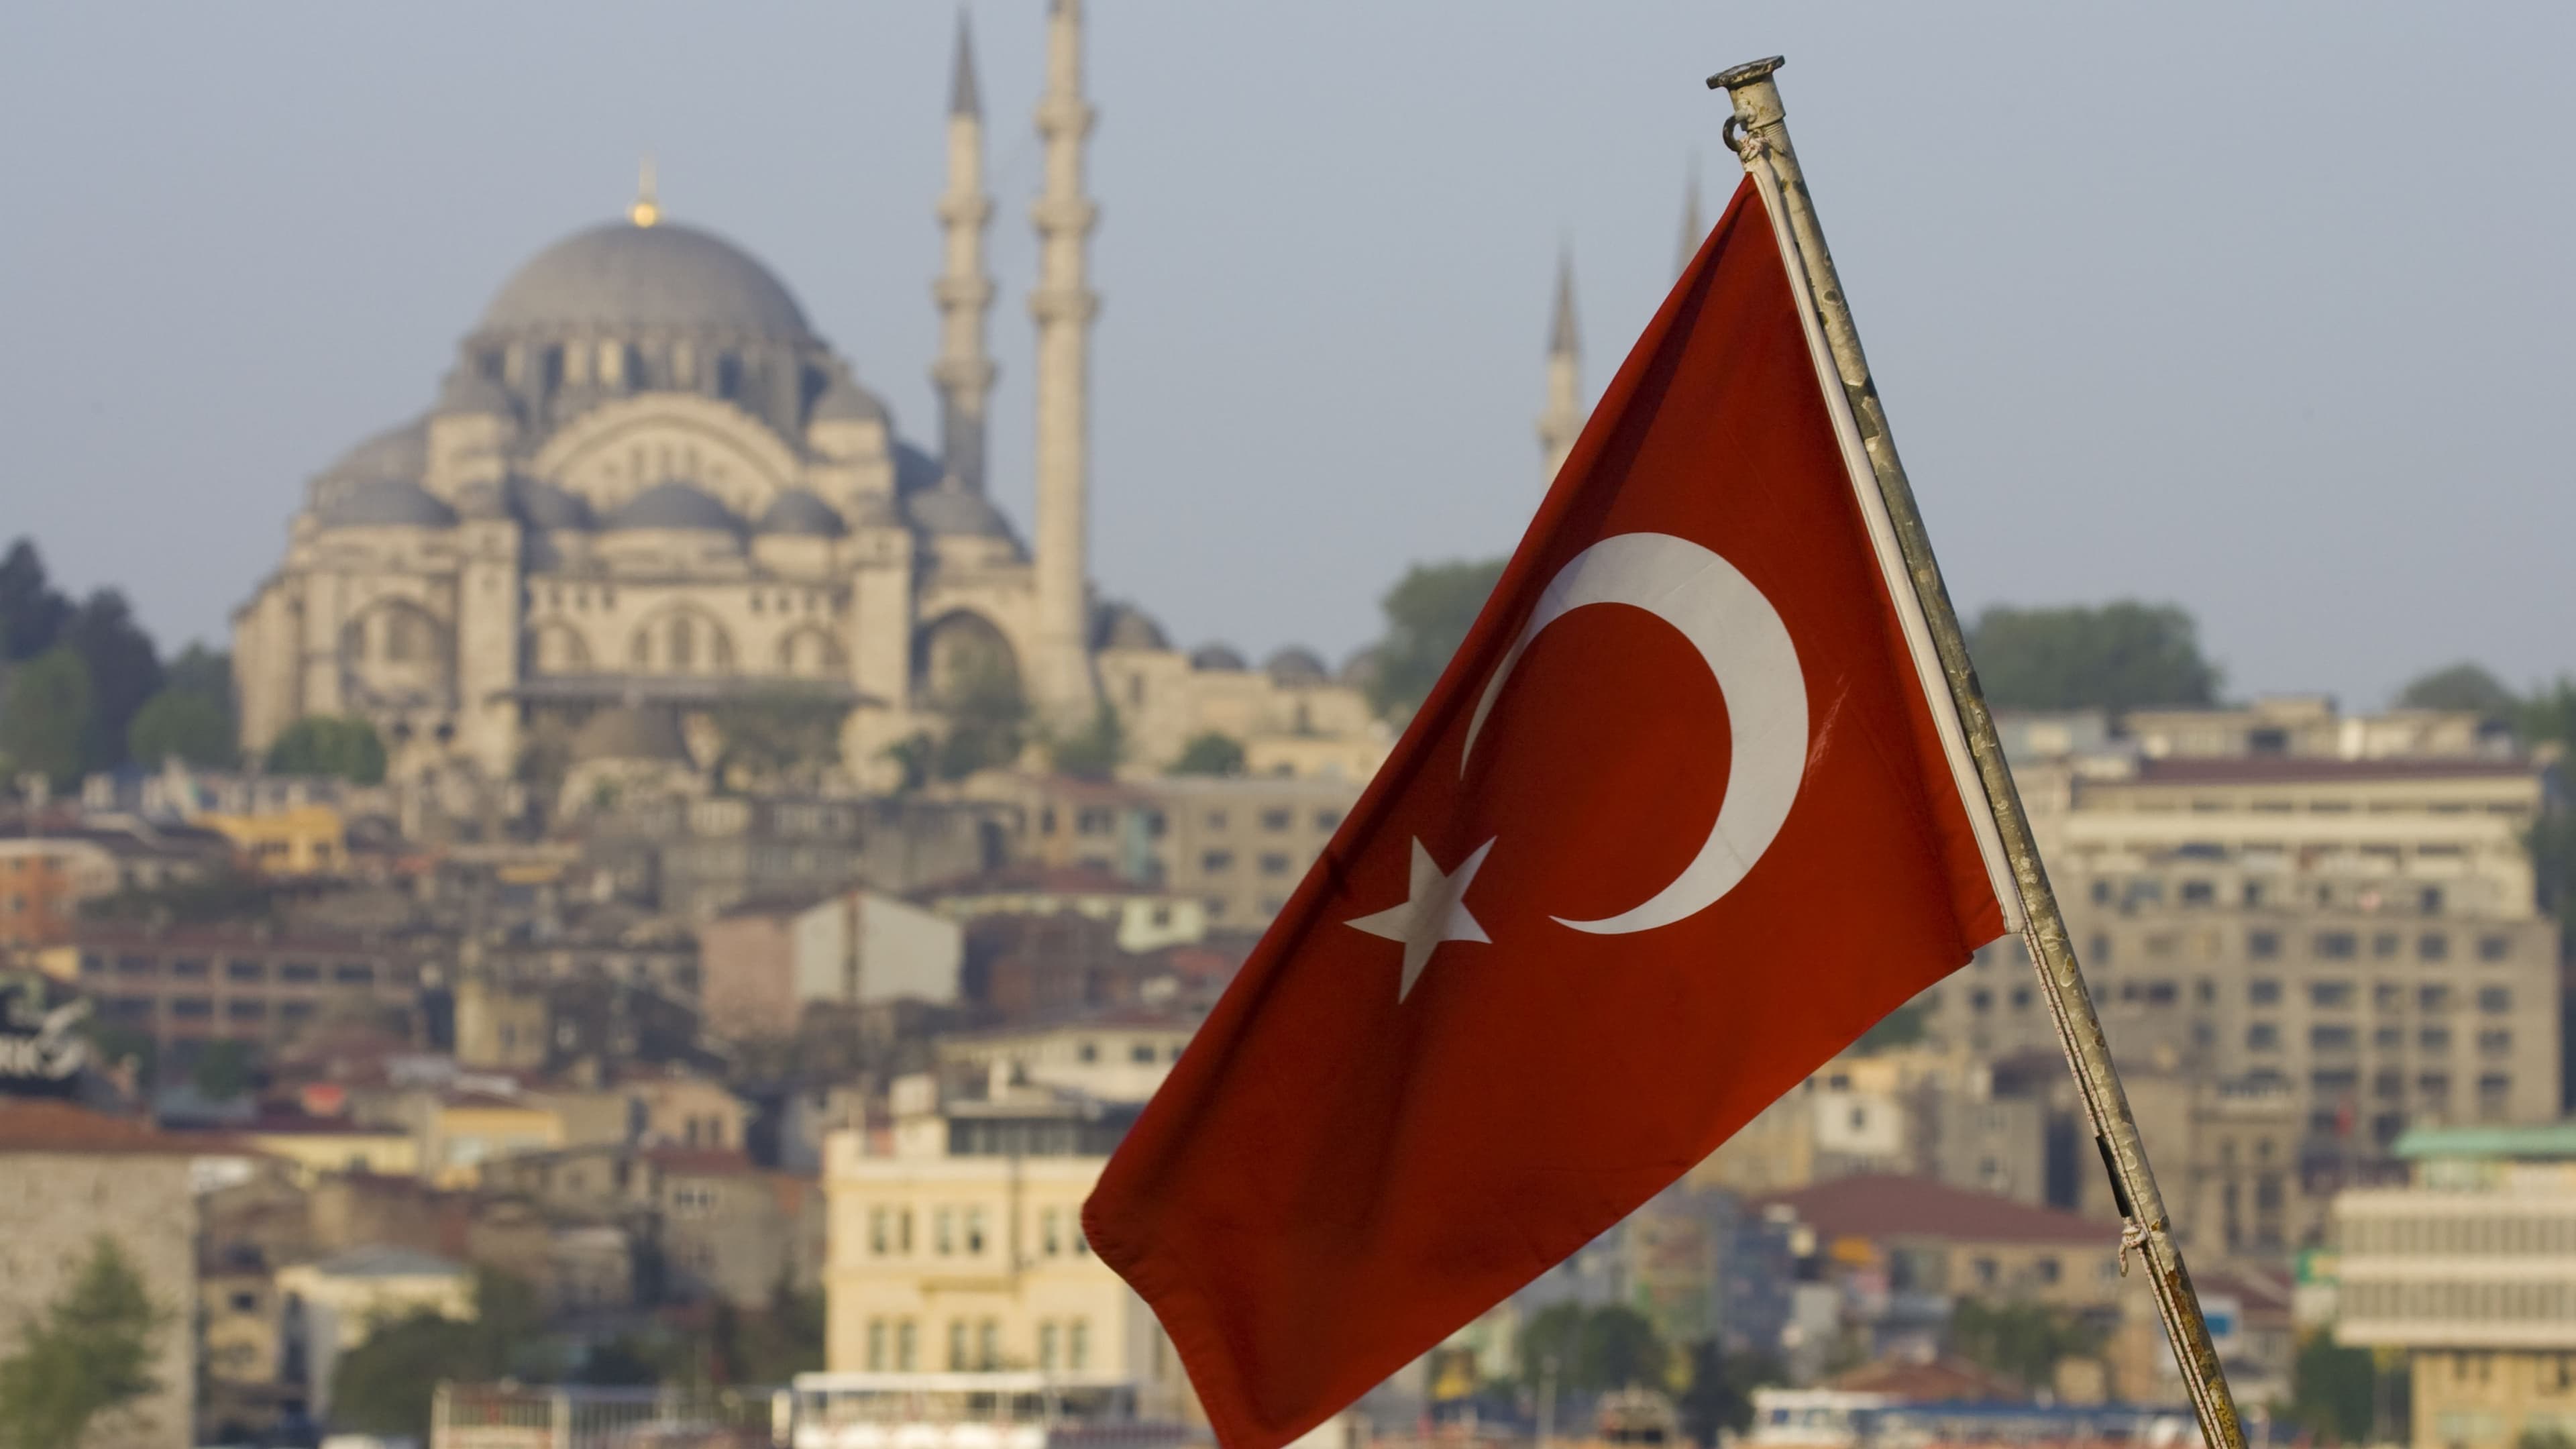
475;221;814;341
509;478;595;531
906;482;1017;541
319;419;429;486
810;370;888;425
1189;643;1248;672
1338;645;1385;693
570;704;691;765
315;476;458;531
1093;602;1169;653
756;490;849;538
1265;647;1329;688
602;480;739;533
435;367;516;418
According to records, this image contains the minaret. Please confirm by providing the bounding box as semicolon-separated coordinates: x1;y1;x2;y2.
1538;252;1581;482
1676;160;1704;276
932;11;997;494
1029;0;1100;718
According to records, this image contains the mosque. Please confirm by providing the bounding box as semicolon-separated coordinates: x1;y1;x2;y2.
229;0;1399;794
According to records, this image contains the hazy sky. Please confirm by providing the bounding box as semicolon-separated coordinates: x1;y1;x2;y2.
1;4;2569;707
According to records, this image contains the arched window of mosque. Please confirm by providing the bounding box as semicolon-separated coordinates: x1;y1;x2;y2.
385;610;421;663
716;353;743;400
345;622;368;662
629;631;651;669
540;347;563;390
669;617;696;672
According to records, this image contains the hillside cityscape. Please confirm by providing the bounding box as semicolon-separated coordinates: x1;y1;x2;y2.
3;8;2575;1449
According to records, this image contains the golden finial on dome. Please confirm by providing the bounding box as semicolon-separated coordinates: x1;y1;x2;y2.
630;154;660;227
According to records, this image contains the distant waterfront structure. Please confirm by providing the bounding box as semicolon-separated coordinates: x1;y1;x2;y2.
231;1;1383;793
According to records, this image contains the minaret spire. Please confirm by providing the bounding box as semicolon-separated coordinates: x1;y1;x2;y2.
631;154;660;228
1029;0;1101;719
1538;250;1582;482
932;8;996;494
1677;158;1704;276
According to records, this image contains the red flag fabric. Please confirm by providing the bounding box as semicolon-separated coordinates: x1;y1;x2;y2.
1084;176;2012;1448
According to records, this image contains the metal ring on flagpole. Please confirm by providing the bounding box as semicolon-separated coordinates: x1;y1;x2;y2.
1721;115;1748;156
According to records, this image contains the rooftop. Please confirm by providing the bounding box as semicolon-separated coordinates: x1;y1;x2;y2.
0;1100;212;1156
2393;1121;2576;1162
1757;1173;2112;1246
2124;756;2543;786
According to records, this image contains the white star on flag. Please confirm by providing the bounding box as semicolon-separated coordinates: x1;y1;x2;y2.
1344;837;1496;1002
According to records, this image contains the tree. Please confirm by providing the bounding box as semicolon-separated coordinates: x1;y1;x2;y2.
1676;1340;1782;1446
934;653;1028;780
0;646;94;788
0;1235;170;1449
60;590;160;770
1050;703;1125;782
2396;661;2521;718
1966;602;2220;713
2287;1331;2376;1445
127;688;235;768
1171;731;1248;777
1948;1299;2103;1391
189;1039;258;1102
1854;1000;1927;1053
0;539;71;664
710;685;847;787
1368;558;1506;718
161;642;233;707
265;714;386;784
329;1268;548;1440
1519;1303;1670;1393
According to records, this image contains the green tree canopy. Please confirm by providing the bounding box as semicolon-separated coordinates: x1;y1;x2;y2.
1948;1299;2104;1391
1677;1340;1783;1446
2396;661;2522;718
1171;730;1248;777
0;646;94;789
0;1235;170;1449
1966;602;2220;713
1369;557;1507;718
329;1268;548;1440
1049;704;1125;782
265;714;387;784
1519;1303;1670;1394
61;590;160;770
2286;1330;2377;1445
0;539;72;664
934;653;1028;780
710;685;847;788
127;688;235;768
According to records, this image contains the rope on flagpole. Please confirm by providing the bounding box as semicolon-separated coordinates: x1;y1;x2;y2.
1709;54;2250;1449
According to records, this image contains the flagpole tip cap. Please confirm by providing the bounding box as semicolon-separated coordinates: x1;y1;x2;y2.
1707;56;1786;91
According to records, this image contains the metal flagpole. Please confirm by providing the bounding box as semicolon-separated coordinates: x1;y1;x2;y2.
1709;56;2248;1449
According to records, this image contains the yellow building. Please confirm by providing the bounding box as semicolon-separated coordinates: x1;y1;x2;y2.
275;1246;473;1419
418;1091;567;1187
240;1118;419;1183
822;1073;1199;1423
195;804;349;877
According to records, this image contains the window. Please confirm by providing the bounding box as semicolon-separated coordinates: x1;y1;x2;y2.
1258;853;1291;876
225;1000;266;1022
2421;985;2453;1012
1078;1041;1099;1063
1316;810;1342;830
2249;979;2282;1006
948;1320;969;1371
115;955;153;977
1068;1319;1090;1370
2479;1029;2513;1058
1077;808;1114;837
2371;932;2401;959
898;1209;914;1254
333;963;376;985
2036;1257;2061;1284
225;959;264;983
280;963;320;984
2314;932;2357;960
2420;932;2451;963
964;1206;986;1254
1042;1207;1063;1255
1039;1321;1061;1369
2480;987;2513;1013
2420;1027;2453;1053
869;1208;890;1255
896;1320;918;1371
2310;1025;2356;1051
1204;811;1228;830
170;957;208;979
2247;930;2280;960
2247;1023;2281;1051
2310;980;2355;1009
1200;851;1234;874
2375;981;2403;1010
2373;1026;2400;1049
1130;1042;1156;1064
867;1319;888;1370
78;953;105;977
978;1320;1000;1369
1261;809;1291;832
935;1207;955;1255
1974;1257;1998;1287
2180;880;2215;906
2480;934;2514;963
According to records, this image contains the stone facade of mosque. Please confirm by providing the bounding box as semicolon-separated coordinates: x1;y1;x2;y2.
231;1;1385;794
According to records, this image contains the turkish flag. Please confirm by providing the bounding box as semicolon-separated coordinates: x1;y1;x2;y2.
1085;176;2013;1447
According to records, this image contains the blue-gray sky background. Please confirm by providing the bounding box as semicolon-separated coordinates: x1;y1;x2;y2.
2;4;2568;706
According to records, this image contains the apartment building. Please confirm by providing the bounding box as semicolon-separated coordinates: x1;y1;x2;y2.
46;922;429;1048
821;1073;1198;1423
2336;1123;2576;1449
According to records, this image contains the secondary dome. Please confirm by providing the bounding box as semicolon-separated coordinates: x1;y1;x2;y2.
602;480;739;533
316;476;457;531
756;490;848;538
476;221;814;341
